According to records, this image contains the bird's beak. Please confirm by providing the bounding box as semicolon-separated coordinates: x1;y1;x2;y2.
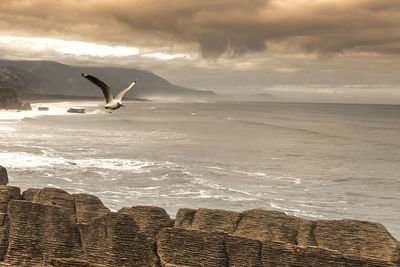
121;104;125;107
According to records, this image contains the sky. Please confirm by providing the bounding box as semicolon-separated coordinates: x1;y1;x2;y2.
0;0;400;103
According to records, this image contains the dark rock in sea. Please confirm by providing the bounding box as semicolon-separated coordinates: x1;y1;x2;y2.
38;106;49;111
0;167;7;185
0;88;22;110
67;108;85;114
20;102;32;110
0;167;398;266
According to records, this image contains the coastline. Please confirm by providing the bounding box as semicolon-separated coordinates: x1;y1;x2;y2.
19;93;149;103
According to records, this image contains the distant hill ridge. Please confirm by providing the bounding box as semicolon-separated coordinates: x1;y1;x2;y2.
0;59;216;99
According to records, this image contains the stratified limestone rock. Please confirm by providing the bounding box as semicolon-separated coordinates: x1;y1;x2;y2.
119;206;173;238
47;258;105;267
313;219;400;264
0;186;21;261
262;240;358;266
0;186;20;214
174;208;197;229
262;240;396;267
235;209;300;244
176;208;242;233
78;212;159;266
0;178;396;267
176;208;300;244
157;228;228;267
175;207;400;265
157;227;397;267
22;187;77;222
22;189;111;225
73;194;110;225
225;235;263;267
4;200;82;266
0;167;7;186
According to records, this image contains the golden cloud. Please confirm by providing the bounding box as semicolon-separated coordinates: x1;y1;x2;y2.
0;0;399;57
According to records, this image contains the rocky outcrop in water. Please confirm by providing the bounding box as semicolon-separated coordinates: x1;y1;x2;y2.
0;87;31;110
67;108;85;114
0;167;398;266
0;87;22;110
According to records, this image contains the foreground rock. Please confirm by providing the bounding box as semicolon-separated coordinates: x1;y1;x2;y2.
0;167;7;185
0;175;397;266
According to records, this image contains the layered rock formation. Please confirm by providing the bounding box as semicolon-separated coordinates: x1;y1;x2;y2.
0;167;7;185
0;166;398;266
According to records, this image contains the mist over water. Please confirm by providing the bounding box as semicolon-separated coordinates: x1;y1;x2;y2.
0;100;399;239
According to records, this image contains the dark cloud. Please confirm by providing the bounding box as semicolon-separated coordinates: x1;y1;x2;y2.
0;0;400;57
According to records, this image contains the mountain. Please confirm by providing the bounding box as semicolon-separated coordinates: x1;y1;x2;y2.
0;66;48;93
0;59;216;99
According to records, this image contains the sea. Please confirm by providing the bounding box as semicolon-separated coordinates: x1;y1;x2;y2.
0;100;399;239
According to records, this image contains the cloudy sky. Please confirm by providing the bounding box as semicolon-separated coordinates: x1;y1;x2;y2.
0;0;400;103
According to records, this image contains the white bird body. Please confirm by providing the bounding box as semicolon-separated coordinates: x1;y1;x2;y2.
104;99;121;110
82;73;137;110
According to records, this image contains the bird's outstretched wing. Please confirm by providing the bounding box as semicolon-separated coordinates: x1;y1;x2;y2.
115;80;137;101
82;73;113;104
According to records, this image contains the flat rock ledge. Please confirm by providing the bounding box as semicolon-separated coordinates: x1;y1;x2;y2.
0;170;398;266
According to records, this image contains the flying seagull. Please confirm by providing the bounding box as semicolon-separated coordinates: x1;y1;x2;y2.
82;73;137;110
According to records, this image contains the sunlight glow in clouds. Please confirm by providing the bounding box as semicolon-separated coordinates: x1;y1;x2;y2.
143;52;189;60
0;35;140;57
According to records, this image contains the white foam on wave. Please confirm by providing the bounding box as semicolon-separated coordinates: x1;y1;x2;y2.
191;177;257;201
0;152;66;168
207;166;266;178
0;151;155;173
231;169;266;177
0;110;25;121
169;188;218;199
73;158;154;172
0;125;16;131
87;109;106;114
269;202;324;219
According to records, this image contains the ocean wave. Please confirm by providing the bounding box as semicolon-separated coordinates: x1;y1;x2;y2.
206;166;267;178
86;109;106;114
0;125;16;131
0;152;66;168
72;158;154;172
269;202;324;219
0;151;155;173
0;110;25;121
